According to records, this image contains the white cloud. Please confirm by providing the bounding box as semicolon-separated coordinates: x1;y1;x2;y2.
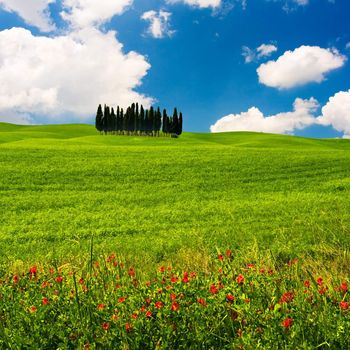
257;45;346;89
0;27;152;123
242;43;278;63
346;42;350;50
257;44;278;58
141;10;175;39
60;0;132;28
166;0;221;9
210;97;319;134
242;46;255;63
318;89;350;138
0;0;55;32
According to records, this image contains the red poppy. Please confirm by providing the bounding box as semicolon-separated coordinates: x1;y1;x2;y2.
340;301;349;310
210;284;218;295
218;254;224;261
282;317;293;329
171;301;180;311
218;281;224;289
97;303;105;311
279;291;294;304
236;274;245;285
29;305;37;313
140;306;146;313
131;312;138;319
42;297;49;305
79;277;85;285
146;310;153;318
304;280;310;288
170;293;177;301
340;282;348;293
128;268;135;278
198;298;206;306
13;275;19;284
171;276;179;283
226;294;235;302
159;266;166;273
318;287;328;295
29;266;37;274
191;272;197;278
55;276;63;284
125;323;132;332
118;297;126;303
259;268;266;274
316;277;323;286
247;264;255;269
102;322;110;331
155;301;163;309
226;249;232;258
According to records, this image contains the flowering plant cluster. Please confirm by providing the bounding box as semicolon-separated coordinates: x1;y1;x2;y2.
0;250;349;349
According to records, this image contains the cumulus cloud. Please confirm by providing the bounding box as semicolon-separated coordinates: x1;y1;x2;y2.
257;44;278;58
60;0;133;29
318;89;350;138
0;27;152;123
257;45;346;89
166;0;222;9
242;43;277;63
210;97;319;134
0;0;56;32
141;10;175;39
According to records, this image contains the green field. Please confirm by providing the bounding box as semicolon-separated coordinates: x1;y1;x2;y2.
1;122;350;274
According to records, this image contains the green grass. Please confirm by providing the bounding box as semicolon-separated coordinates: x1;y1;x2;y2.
1;122;350;275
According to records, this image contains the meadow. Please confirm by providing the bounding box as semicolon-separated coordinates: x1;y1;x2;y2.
0;123;350;348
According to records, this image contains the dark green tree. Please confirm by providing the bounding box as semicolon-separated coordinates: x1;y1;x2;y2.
178;112;183;135
95;104;103;132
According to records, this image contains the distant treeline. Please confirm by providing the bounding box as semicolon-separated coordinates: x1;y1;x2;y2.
95;103;183;136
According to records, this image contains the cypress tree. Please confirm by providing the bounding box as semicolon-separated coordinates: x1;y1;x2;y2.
103;105;110;134
162;109;168;135
178;112;183;135
116;106;120;134
95;104;103;132
110;107;116;133
156;107;161;136
172;108;179;135
140;105;145;134
145;109;149;134
135;103;139;134
149;107;154;135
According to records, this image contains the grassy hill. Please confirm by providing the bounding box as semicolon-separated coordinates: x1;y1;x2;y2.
0;122;350;272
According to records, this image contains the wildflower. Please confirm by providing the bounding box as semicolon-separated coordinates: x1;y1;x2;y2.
316;277;323;286
259;268;266;274
182;272;189;283
29;305;37;313
118;297;126;303
29;266;37;277
247;264;255;269
165;285;172;290
13;275;19;284
102;322;110;331
191;272;197;278
282;317;293;329
155;301;164;309
79;277;84;285
244;298;251;304
210;284;218;295
125;323;132;332
318;287;327;295
171;301;180;311
287;258;298;267
340;282;348;293
161;277;166;284
268;268;274;275
226;294;235;302
198;298;206;306
140;306;146;313
171;276;179;283
42;297;49;305
97;303;105;311
131;312;138;319
218;254;224;261
170;293;177;301
55;276;63;284
304;280;310;288
83;344;90;350
49;268;55;274
218;281;225;289
279;291;294;304
236;274;245;285
226;249;232;258
128;268;135;278
340;301;349;310
159;266;166;273
146;310;153;318
145;298;151;305
111;314;119;321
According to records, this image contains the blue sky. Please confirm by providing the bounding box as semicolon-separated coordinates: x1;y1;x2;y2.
0;0;349;137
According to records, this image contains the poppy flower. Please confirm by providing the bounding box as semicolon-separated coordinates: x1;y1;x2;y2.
42;297;49;305
279;292;294;304
155;301;163;309
128;268;135;278
125;323;132;332
146;310;153;318
29;305;37;313
340;301;349;310
55;276;63;284
159;266;166;273
210;284;218;295
226;294;235;302
198;298;206;306
29;266;37;275
171;276;179;283
340;282;348;293
171;301;180;311
170;293;177;301
218;254;224;261
97;303;105;311
226;249;232;258
182;272;189;283
118;297;126;303
304;280;310;288
236;274;245;285
131;312;138;319
316;277;323;286
13;275;19;284
282;317;293;329
102;322;110;331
